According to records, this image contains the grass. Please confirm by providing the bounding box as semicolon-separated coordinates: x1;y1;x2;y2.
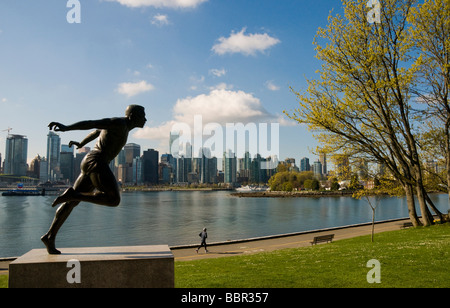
0;276;7;288
175;223;450;288
1;224;448;288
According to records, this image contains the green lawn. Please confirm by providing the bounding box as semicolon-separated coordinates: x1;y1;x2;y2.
1;224;448;288
175;223;450;288
0;275;7;288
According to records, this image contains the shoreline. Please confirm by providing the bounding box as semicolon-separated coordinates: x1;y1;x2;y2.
231;190;356;198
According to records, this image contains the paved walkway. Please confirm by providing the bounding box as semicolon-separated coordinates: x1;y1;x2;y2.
0;218;411;275
171;218;410;261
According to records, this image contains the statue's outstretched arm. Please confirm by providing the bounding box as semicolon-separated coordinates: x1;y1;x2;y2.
69;130;101;149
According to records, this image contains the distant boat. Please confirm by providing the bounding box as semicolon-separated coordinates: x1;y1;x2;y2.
236;185;253;192
235;185;269;192
2;189;45;196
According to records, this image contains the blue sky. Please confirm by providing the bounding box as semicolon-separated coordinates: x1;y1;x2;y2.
0;0;345;166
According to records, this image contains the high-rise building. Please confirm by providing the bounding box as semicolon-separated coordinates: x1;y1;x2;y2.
132;156;143;185
39;159;48;183
224;150;236;185
120;143;141;184
47;131;61;181
313;160;322;178
60;145;74;184
176;155;188;183
300;157;310;172
319;152;327;176
124;143;140;165
142;149;159;185
169;131;180;157
4;134;28;176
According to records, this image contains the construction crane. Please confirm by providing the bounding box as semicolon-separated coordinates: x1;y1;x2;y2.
1;127;12;137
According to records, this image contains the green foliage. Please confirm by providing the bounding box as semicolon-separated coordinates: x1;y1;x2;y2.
303;179;320;191
268;171;315;191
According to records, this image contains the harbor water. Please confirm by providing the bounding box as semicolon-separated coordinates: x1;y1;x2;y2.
0;190;449;258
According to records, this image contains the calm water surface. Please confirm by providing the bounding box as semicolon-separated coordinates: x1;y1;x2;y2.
0;191;448;258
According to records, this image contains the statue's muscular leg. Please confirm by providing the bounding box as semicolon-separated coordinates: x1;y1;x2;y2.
41;174;93;254
51;166;120;208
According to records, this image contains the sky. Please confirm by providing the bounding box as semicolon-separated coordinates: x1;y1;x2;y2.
0;0;346;166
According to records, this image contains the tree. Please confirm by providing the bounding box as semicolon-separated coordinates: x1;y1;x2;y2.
353;189;380;242
286;0;444;226
268;171;314;191
330;177;340;191
304;179;320;191
409;0;450;206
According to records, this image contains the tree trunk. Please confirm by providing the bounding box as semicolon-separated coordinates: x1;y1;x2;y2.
416;182;433;226
424;189;443;221
445;120;450;205
404;183;421;226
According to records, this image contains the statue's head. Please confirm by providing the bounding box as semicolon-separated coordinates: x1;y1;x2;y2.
126;105;146;128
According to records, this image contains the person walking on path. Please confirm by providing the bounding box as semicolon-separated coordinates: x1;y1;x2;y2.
196;228;208;253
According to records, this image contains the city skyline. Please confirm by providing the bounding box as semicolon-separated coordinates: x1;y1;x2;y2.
1;130;328;186
0;1;350;167
1;120;326;172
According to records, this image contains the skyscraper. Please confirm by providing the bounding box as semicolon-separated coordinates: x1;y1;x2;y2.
142;149;159;185
224;150;236;185
4;134;28;176
169;131;180;157
47;131;61;181
60;145;74;184
300;157;310;172
319;151;327;175
313;160;323;178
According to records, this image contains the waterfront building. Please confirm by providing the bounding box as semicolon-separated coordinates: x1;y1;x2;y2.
29;155;42;180
160;153;175;184
313;160;323;178
60;145;75;184
319;151;327;176
169;131;180;157
142;149;159;185
300;157;310;172
176;155;188;183
39;158;48;183
47;131;61;181
132;156;143;185
120;143;141;184
224;150;237;185
4;134;28;176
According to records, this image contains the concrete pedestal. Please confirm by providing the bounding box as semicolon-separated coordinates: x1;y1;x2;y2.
9;245;174;288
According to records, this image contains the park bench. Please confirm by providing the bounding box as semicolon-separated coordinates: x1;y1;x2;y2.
400;222;413;229
310;234;334;245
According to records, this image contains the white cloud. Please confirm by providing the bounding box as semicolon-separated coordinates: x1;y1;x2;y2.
173;89;271;125
209;68;226;77
105;0;208;8
117;80;155;97
212;28;280;56
265;80;280;91
133;88;286;152
151;14;170;26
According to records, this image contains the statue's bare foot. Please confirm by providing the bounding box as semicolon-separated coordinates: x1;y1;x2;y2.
52;187;76;207
41;234;61;255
